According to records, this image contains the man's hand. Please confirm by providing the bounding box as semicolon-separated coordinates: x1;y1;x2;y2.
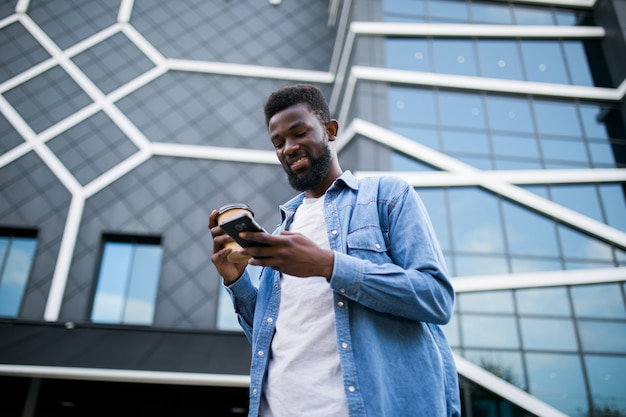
239;230;334;281
208;210;247;285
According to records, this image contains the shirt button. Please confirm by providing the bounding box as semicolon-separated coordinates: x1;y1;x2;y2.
258;351;264;356
331;230;338;235
340;288;346;293
375;243;381;249
267;318;273;323
348;386;356;392
252;388;258;395
341;342;348;349
337;301;344;307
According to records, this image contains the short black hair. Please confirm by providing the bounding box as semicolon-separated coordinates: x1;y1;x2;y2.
263;83;330;126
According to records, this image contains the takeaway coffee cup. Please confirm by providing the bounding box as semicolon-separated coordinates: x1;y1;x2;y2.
217;203;255;263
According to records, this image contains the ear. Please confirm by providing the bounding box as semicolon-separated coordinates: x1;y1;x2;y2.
325;119;339;140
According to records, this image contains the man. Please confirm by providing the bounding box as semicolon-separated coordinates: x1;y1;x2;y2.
209;84;460;416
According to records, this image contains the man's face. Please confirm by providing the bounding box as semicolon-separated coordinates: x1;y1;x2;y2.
268;103;333;192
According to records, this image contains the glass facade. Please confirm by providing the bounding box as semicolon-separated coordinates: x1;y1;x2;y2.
377;1;626;415
0;0;624;416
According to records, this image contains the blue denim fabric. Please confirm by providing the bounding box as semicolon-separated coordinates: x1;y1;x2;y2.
226;171;461;417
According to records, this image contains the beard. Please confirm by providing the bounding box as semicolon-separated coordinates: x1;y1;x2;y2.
285;142;332;192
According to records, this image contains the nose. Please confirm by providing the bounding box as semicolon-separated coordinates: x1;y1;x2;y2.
283;138;299;155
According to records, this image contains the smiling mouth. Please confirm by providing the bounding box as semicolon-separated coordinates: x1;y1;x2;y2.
288;155;308;171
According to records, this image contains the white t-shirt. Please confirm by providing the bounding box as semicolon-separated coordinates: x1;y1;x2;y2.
259;196;349;417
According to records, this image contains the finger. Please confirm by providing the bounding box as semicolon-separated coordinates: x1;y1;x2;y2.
208;210;218;228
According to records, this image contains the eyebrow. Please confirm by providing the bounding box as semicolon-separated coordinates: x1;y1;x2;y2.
270;120;305;141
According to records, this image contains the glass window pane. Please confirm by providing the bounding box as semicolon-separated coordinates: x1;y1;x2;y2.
516;287;571;316
486;95;535;134
541;138;590;165
502;200;560;257
458;290;514;313
510;257;563;273
416;189;451;251
520;317;578;350
521;41;568;84
392;153;434;171
563;41;593;86
428;0;470;22
558;225;614;261
461;315;519;348
392;126;440;149
470;3;513;24
463;349;526;388
0;236;37;317
442;130;489;153
454;254;509;276
389;87;437;125
588;142;617;166
492;134;540;159
533;101;582;137
477;40;524;80
551;185;603;223
432;39;478;76
92;239;162;325
91;242;132;323
123;244;163;325
386;38;432;72
525;353;588;417
514;6;556;25
439;91;485;129
578;321;626;353
449;188;506;254
495;159;543;170
599;184;626;232
584;355;626;413
571;283;626;319
579;105;609;139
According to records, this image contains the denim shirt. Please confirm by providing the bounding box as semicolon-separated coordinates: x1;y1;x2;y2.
226;171;461;417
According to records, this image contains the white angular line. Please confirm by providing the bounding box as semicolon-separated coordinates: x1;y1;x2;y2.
0;364;250;388
350;22;605;38
168;59;334;83
451;267;626;292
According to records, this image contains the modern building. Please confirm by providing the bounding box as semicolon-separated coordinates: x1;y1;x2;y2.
0;0;624;416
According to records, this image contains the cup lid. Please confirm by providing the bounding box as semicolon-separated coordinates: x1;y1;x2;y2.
217;203;254;216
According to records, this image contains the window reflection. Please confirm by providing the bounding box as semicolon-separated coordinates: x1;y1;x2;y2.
460;315;519;348
525;353;588;416
0;231;37;318
448;188;506;254
584;355;626;413
91;237;163;325
502;200;560;257
520;317;578;351
416;188;451;251
458;291;514;314
515;287;570;316
571;284;626;318
578;321;626;353
557;225;614;261
463;349;526;389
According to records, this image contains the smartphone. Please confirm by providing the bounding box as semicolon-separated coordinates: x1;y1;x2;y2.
219;212;269;248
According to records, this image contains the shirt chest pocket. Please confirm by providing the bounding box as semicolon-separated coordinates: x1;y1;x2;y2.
346;225;390;263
